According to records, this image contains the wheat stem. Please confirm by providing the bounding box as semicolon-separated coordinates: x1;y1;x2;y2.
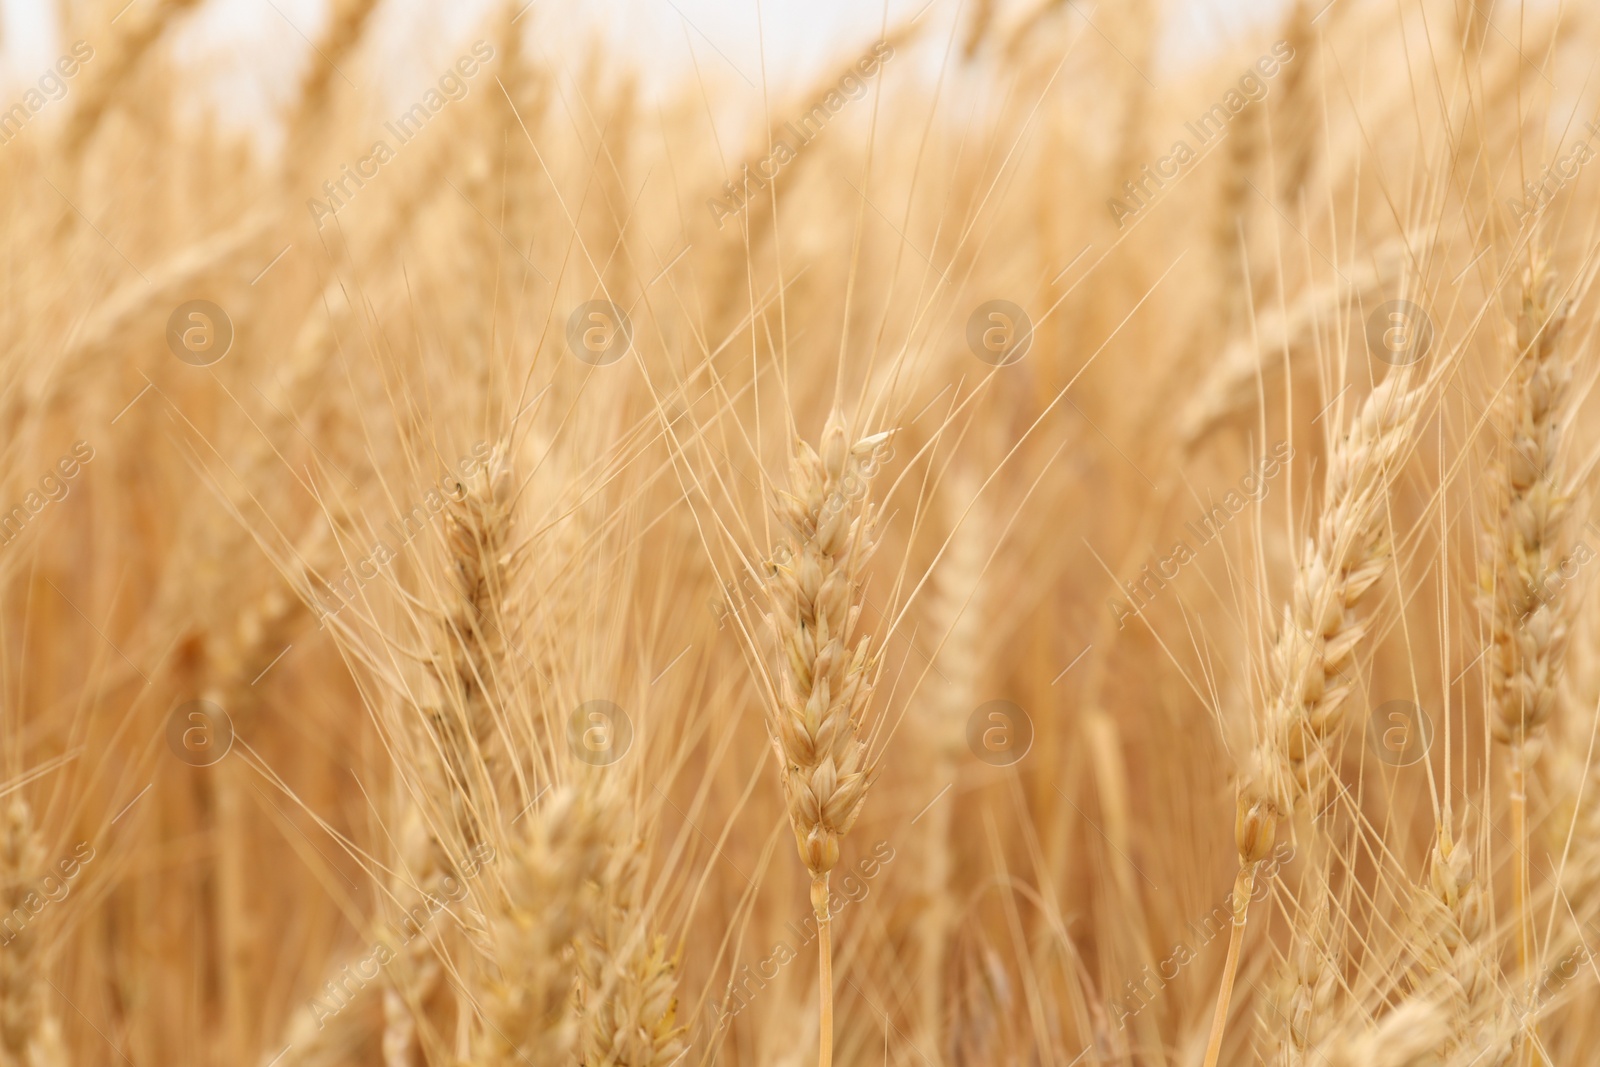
812;874;834;1067
1202;864;1256;1067
1511;750;1531;977
1211;365;1429;1063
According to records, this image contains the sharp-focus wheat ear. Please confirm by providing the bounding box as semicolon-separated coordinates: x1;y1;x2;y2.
1205;366;1429;1067
1252;367;1429;821
576;831;687;1067
762;409;889;1067
1;798;68;1067
1482;253;1575;985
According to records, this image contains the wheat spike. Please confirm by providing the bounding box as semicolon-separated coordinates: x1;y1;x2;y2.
1269;892;1339;1067
0;799;68;1067
1206;365;1430;1067
381;442;520;1066
1306;999;1450;1067
434;442;519;824
284;0;383;167
576;832;687;1067
471;786;607;1066
1245;365;1429;835
762;409;887;1067
1482;254;1576;1002
1421;828;1503;1060
57;0;202;162
1483;256;1574;751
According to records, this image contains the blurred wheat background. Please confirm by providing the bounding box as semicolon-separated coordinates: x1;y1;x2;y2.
1;0;1598;1064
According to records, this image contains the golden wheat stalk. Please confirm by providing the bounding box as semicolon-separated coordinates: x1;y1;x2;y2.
1205;364;1429;1067
1481;253;1575;1010
761;410;888;1067
380;441;520;1064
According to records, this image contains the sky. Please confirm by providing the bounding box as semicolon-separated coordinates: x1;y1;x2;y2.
0;0;1294;130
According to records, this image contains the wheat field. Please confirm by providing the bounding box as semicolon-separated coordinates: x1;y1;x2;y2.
1;0;1599;1064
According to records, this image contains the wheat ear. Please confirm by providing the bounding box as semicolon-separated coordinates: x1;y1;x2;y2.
1423;827;1502;1060
762;410;888;1067
1482;255;1574;994
1;799;68;1067
1305;1000;1450;1067
57;0;202;162
382;443;519;1066
1270;892;1338;1067
283;0;382;172
472;786;607;1066
576;830;687;1067
433;442;519;831
1204;366;1428;1067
